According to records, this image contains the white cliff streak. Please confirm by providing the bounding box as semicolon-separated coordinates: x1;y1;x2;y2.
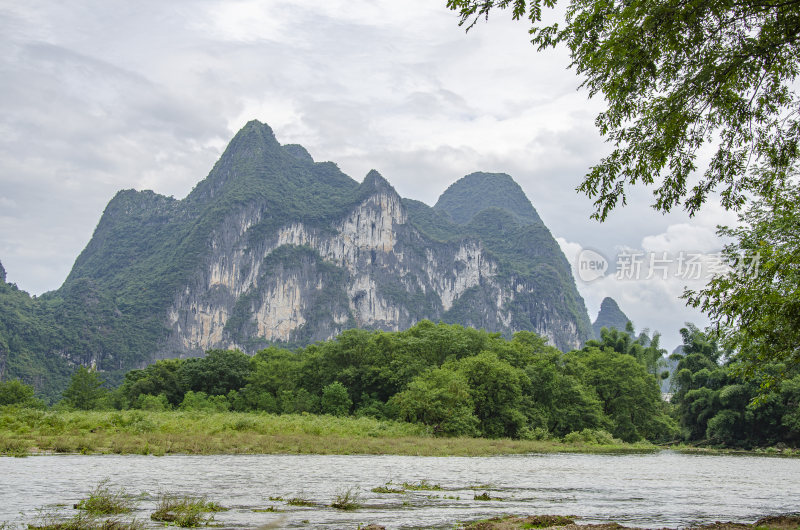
163;187;582;353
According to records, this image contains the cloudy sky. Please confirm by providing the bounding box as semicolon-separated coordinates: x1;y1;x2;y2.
0;0;738;351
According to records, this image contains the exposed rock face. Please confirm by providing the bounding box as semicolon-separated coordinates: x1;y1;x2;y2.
52;120;591;367
163;171;585;353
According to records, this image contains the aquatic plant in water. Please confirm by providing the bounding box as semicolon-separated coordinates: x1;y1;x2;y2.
330;488;361;510
74;479;137;515
150;493;226;527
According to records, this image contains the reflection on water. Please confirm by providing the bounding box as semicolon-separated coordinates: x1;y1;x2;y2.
1;451;798;528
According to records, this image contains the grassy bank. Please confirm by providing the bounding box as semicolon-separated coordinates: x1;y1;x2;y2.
0;408;656;457
669;443;800;458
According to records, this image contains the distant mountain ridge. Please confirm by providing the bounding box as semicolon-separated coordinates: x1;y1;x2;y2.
0;120;592;398
592;297;632;338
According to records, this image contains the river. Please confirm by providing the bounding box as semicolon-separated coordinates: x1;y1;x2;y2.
1;451;798;528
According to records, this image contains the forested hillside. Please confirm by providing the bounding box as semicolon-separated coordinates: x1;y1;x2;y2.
0;121;591;398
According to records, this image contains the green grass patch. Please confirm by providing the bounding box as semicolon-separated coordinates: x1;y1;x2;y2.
0;409;663;457
150;493;226;527
330;488;360;511
28;508;143;530
461;515;575;529
74;480;136;515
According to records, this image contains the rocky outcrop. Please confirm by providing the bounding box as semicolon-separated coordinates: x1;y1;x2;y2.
163;168;586;353
52;120;590;368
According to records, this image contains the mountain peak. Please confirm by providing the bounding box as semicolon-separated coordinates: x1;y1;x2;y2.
361;169;396;195
434;172;542;225
283;144;314;163
186;120;284;203
592;297;632;338
226;120;280;154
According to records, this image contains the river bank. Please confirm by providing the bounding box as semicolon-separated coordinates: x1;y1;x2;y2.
0;408;657;457
2;408;797;458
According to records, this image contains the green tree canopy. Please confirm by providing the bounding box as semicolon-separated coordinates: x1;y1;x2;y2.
320;381;353;416
179;349;251;396
566;347;676;441
0;379;44;408
447;0;800;220
61;366;107;410
686;183;800;389
389;367;479;436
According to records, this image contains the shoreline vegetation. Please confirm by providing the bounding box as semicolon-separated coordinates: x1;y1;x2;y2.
1;409;796;458
4;322;800;453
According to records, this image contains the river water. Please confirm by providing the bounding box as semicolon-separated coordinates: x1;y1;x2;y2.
1;451;798;529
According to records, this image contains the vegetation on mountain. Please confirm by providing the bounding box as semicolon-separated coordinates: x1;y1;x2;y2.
434;171;542;225
405;199;592;342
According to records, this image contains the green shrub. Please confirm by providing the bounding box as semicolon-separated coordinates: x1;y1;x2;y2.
179;391;229;412
320;382;352;416
135;394;169;411
150;494;225;527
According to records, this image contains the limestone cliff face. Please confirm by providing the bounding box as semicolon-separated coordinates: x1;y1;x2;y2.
56;120;590;368
162;167;586;354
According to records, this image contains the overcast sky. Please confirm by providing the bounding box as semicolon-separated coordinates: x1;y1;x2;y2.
0;0;739;351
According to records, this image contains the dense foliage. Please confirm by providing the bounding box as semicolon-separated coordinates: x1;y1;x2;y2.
670;324;800;447
447;0;800;220
11;322;676;442
686;182;800;390
3;320;797;448
0;264;73;403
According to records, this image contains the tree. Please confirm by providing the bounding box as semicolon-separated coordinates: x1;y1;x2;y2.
179;349;251;396
447;0;800;220
566;347;677;441
320;381;353;416
686;183;800;390
389;367;479;436
0;379;44;408
587;324;668;377
524;351;608;436
453;351;529;438
120;359;184;407
61;366;107;410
